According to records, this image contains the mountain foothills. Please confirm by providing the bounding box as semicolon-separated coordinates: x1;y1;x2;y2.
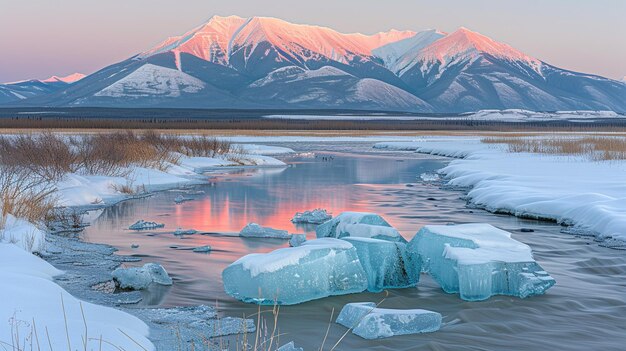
2;15;625;112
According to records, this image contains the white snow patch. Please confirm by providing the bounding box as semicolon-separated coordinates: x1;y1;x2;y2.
95;64;205;98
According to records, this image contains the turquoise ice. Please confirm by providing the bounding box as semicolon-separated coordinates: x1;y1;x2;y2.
289;233;307;247
239;223;290;239
277;341;303;351
222;238;367;305
316;212;407;243
336;302;441;339
408;223;555;301
112;263;172;290
343;237;420;292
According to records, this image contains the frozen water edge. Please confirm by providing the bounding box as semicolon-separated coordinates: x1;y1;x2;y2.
44;231;255;349
374;138;626;248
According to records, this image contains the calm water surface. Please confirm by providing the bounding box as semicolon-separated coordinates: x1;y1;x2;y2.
82;142;626;351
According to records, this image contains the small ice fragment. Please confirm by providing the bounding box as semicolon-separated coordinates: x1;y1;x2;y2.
289;234;307;247
240;223;290;239
419;172;440;182
222;238;367;305
291;209;332;224
407;223;556;301
112;263;173;290
192;245;212;253
174;228;198;235
277;341;303;351
336;302;442;339
316;212;406;243
129;220;165;230
174;195;191;204
343;237;420;292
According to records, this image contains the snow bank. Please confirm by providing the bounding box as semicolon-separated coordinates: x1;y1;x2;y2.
54;146;286;207
376;138;626;245
264;110;625;122
0;214;47;252
0;244;153;350
235;144;295;155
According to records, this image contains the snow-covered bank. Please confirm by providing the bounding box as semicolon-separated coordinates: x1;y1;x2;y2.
375;138;626;247
0;241;153;350
264;110;626;122
56;151;286;207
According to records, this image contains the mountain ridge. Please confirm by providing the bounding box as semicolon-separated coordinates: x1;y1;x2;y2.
2;15;625;113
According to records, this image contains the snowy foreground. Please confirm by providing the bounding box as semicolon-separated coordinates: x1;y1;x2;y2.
0;145;289;350
375;137;626;247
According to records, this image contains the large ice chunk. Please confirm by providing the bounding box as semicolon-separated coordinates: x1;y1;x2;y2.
316;212;406;243
336;302;441;339
343;237;420;292
222;238;368;305
112;263;173;290
240;223;290;239
408;223;555;301
291;209;332;224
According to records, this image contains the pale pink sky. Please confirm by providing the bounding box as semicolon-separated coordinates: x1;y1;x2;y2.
1;0;624;82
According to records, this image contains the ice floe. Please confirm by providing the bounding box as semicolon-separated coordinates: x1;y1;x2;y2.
408;223;555;300
222;238;367;304
291;208;332;224
112;263;173;290
129;220;165;230
336;302;442;339
316;212;407;243
239;223;290;239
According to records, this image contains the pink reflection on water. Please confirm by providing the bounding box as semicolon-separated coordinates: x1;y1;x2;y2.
173;182;372;237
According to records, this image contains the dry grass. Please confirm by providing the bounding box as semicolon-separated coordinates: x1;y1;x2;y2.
0;132;77;181
482;136;626;160
0;131;238;180
75;132;183;176
0;165;56;226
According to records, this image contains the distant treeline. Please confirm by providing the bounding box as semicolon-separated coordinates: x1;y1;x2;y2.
1;108;626;131
3;116;626;132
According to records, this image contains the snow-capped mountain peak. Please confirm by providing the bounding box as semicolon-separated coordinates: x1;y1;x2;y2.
42;73;86;83
416;27;542;72
140;15;247;65
373;29;447;74
141;15;416;68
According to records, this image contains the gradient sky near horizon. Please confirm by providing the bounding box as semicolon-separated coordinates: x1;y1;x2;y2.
1;0;625;82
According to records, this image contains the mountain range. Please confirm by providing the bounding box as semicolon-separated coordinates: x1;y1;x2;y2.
2;15;625;113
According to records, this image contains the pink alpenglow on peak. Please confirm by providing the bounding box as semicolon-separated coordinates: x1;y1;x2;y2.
141;15;416;65
416;27;542;72
42;73;86;83
141;15;248;65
